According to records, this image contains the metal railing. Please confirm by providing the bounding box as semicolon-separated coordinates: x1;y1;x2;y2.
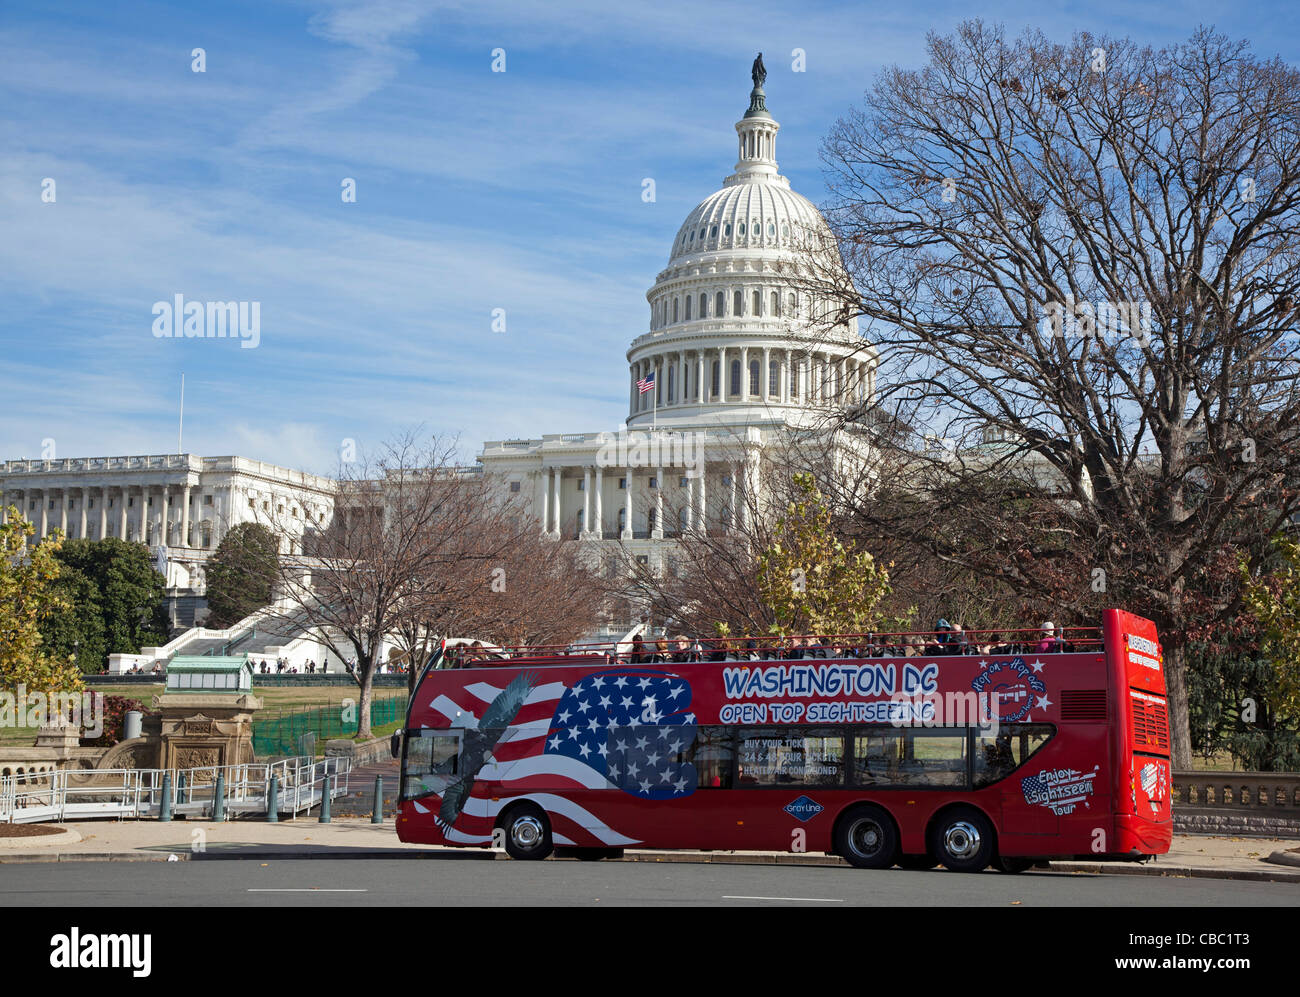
0;756;351;824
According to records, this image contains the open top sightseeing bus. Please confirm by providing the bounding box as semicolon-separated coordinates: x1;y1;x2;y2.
392;608;1171;872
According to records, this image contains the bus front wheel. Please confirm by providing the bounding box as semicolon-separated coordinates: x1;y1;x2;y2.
834;805;899;869
500;804;553;861
929;808;995;873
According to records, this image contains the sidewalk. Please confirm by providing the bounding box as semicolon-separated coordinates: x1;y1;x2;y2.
0;820;1296;882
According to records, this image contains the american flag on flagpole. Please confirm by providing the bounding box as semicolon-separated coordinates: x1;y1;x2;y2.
637;371;656;394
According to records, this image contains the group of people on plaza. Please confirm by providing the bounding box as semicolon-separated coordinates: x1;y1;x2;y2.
442;621;1073;668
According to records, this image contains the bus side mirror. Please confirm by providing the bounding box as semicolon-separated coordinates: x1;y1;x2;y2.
390;731;402;759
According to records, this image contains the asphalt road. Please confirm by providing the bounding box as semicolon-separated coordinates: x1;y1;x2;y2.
0;857;1295;906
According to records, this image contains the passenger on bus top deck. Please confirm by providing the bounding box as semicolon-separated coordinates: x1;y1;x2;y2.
1035;622;1062;654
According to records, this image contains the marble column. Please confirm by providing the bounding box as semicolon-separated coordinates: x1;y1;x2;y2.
78;487;87;539
740;347;749;402
762;346;771;400
622;470;633;539
728;467;737;531
119;489;128;540
182;483;192;547
98;488;107;540
551;467;562;537
582;466;593;537
594;466;604;538
653;466;663;538
161;485;170;546
540;468;551;536
39;490;48;537
696;352;705;404
59;490;68;534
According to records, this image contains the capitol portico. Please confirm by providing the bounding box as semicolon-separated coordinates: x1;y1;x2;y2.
479;58;878;562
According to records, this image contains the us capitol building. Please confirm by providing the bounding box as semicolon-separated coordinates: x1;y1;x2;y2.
0;59;878;628
479;59;877;558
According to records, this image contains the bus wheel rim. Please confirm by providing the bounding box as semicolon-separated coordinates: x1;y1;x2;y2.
511;816;544;850
850;818;883;856
943;821;980;859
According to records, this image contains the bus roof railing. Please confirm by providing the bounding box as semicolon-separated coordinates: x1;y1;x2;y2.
441;625;1105;665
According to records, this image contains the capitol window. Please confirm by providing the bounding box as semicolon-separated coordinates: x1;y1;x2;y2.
715;291;724;316
753;290;761;315
710;225;718;238
738;223;745;236
724;222;731;237
782;223;789;238
730;359;741;396
768;222;775;237
673;298;679;322
685;296;692;320
772;291;779;316
749;359;760;395
699;293;708;317
733;289;742;315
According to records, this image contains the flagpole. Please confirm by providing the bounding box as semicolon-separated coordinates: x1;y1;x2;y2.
652;371;657;431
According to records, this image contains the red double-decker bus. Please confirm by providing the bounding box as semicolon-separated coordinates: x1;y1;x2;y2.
393;608;1171;872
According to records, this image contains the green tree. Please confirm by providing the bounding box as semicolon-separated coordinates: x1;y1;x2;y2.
0;509;83;698
1240;537;1300;717
755;473;901;637
204;523;278;628
49;538;167;670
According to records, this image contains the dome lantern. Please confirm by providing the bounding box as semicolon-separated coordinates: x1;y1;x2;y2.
732;53;779;184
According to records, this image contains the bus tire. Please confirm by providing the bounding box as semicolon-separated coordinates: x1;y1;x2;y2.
500;803;553;861
995;856;1035;874
834;804;899;869
929;808;995;873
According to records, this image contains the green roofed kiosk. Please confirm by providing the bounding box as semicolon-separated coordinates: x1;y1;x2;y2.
153;654;262;775
165;655;255;694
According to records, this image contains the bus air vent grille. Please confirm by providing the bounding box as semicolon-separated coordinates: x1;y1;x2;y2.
1060;689;1107;721
1130;695;1170;750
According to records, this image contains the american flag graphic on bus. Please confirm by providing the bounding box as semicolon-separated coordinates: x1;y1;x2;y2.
545;670;698;800
408;668;697;848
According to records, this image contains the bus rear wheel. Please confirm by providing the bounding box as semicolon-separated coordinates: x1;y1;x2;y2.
929;808;995;873
834;805;899;869
500;803;553;861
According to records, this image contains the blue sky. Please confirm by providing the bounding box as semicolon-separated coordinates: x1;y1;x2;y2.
2;0;1296;475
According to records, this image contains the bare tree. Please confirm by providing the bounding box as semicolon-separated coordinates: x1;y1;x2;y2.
816;22;1300;766
273;435;541;737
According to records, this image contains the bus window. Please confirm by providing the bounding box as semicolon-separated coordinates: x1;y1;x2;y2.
404;730;461;779
973;724;1055;788
685;727;735;789
736;729;845;787
900;730;967;787
852;729;966;787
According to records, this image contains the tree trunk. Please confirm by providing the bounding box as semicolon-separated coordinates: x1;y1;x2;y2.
1164;643;1194;771
356;664;374;740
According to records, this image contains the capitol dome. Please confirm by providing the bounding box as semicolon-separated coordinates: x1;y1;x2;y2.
626;61;874;430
